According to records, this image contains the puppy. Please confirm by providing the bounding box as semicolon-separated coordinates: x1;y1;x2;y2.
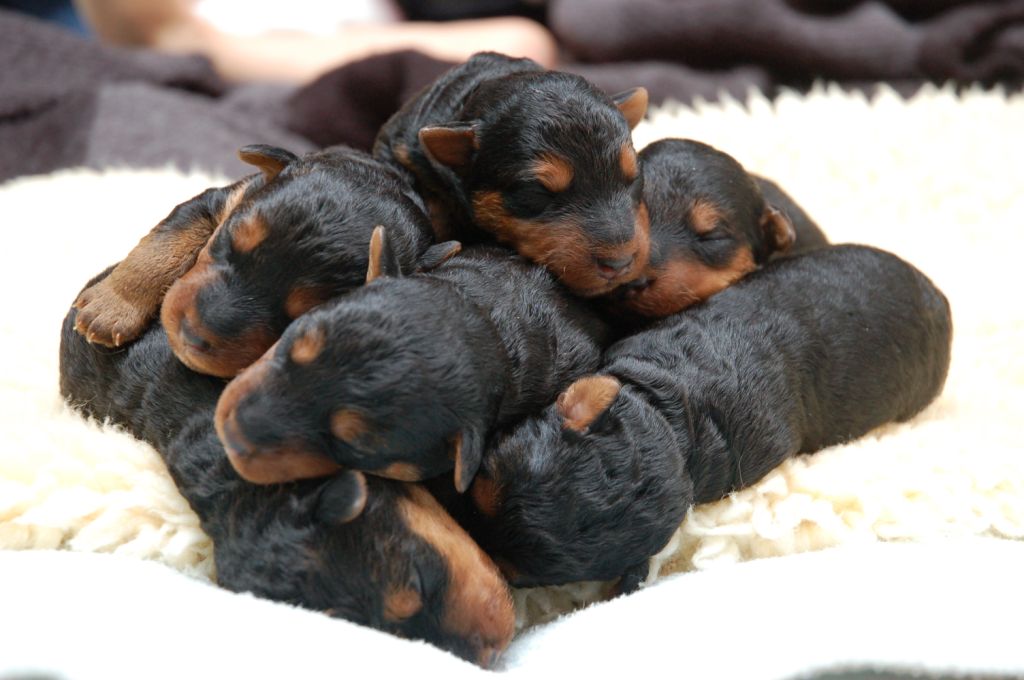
214;229;611;493
461;245;953;589
374;51;651;297
59;270;515;668
73;145;440;377
608;138;830;319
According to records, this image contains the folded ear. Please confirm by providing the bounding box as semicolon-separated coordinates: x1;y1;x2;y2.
452;427;484;494
316;470;368;524
557;375;622;432
611;87;649;130
238;144;299;181
419;123;479;172
415;241;462;273
761;205;796;254
366;226;404;283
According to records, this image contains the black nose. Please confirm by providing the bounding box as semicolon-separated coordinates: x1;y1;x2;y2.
595;255;634;279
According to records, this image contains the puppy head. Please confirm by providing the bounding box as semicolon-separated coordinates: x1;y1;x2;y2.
162;145;432;378
216;474;514;667
420;74;651;297
609;139;795;318
465;375;690;586
214;239;486;491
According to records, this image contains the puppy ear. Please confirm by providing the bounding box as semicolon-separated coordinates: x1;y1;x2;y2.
557;375;622;432
416;241;462;273
238;144;299;181
452;428;484;494
611;88;649;130
419;123;478;172
366;226;404;283
761;204;796;254
316;470;368;524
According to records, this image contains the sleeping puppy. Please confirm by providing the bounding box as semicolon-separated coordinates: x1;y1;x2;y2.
607;138;830;319
214;230;610;493
59;270;514;668
73;145;442;378
374;51;651;298
461;245;953;589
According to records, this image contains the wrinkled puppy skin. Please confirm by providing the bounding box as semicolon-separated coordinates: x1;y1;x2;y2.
216;242;610;493
459;245;953;589
76;144;435;379
374;51;651;298
59;272;515;668
604;138;830;321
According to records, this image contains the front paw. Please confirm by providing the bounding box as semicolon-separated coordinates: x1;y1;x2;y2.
73;279;154;348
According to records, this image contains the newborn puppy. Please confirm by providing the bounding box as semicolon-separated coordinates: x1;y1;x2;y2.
463;245;953;589
608;138;830;319
74;145;438;377
374;51;651;297
59;271;515;668
215;230;610;492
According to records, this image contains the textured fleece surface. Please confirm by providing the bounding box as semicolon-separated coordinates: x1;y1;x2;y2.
0;84;1021;676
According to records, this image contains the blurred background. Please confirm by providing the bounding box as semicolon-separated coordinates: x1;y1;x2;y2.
2;0;1022;181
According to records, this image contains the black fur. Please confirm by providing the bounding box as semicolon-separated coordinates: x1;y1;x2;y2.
59;270;515;667
374;52;650;297
75;145;435;378
217;245;611;490
606;138;830;319
461;245;953;587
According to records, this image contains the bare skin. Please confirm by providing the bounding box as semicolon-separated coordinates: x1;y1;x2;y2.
73;0;559;83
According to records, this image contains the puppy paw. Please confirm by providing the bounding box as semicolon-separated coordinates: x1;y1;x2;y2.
72;279;154;348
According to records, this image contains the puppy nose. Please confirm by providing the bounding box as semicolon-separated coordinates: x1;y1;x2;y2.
595;255;634;279
179;318;210;352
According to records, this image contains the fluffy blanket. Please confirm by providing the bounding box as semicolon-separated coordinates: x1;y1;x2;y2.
1;85;1022;676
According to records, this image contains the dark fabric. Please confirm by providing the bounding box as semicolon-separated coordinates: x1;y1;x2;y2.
550;0;1024;89
285;50;456;151
0;10;313;183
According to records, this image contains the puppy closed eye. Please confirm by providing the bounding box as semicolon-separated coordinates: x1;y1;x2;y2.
504;180;554;219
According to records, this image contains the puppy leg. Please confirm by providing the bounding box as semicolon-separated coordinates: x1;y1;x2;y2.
73;178;252;347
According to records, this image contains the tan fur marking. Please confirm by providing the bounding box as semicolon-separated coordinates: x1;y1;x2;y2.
398;485;515;664
73;179;252;348
216;351;343;484
689;199;723;236
384;587;423;622
160;257;276;377
289;326;325;365
331;409;369;444
217;181;250;223
620;143;638;181
470;476;502;518
366;225;385;283
393;143;416;172
558;375;622;432
532;153;574;193
231;215;269;253
377;462;423;482
616;87;649;129
452;431;465;488
284;286;329;319
472;191;651;297
621;246;757;318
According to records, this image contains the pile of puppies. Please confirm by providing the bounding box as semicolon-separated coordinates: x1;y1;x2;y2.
58;53;953;667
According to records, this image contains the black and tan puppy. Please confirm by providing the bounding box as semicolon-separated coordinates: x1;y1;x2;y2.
608;138;830;319
73;145;440;377
374;51;651;297
215;230;610;492
461;245;952;589
59;272;515;668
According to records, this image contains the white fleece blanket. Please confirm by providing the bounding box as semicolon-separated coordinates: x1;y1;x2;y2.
1;85;1022;677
